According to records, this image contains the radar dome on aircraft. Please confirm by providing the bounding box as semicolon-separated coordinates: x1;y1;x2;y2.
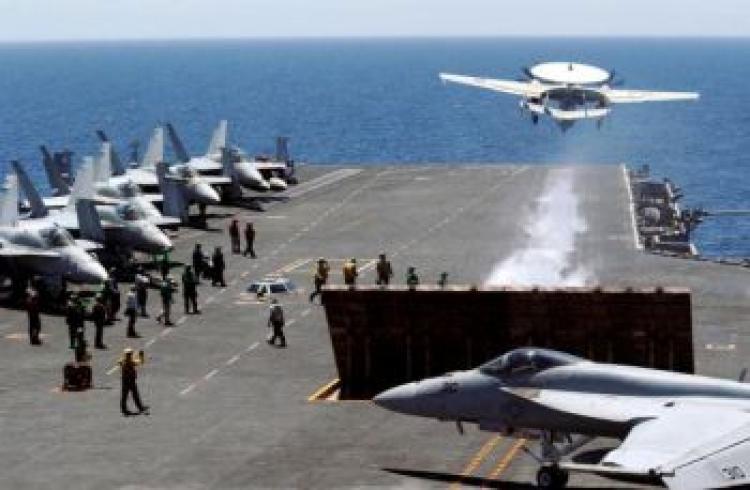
528;62;610;85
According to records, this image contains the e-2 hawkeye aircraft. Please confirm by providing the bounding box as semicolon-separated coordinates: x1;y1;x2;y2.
440;62;699;130
375;347;750;489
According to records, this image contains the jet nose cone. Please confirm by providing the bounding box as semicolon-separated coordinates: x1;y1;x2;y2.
191;182;221;205
268;176;287;191
142;225;173;254
79;259;109;284
236;165;270;191
373;383;418;415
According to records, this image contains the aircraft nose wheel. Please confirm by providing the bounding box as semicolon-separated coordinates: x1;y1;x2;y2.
536;465;569;489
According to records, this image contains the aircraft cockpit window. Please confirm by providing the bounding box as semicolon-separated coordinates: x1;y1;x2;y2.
479;348;580;377
117;204;143;222
119;182;140;197
42;227;74;248
181;167;197;178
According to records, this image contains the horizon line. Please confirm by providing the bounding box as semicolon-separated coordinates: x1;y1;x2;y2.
0;34;749;45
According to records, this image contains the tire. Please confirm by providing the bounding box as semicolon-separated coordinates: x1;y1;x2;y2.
536;466;568;489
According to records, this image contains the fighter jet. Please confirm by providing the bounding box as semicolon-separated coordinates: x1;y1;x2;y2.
13;159;172;255
0;174;108;287
440;62;699;130
203;121;291;192
375;347;750;489
166;120;269;194
36;143;180;228
96;126;222;221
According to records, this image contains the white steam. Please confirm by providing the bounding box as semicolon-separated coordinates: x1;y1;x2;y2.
486;168;590;287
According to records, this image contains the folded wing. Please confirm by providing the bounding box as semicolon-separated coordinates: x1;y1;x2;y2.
601;404;750;489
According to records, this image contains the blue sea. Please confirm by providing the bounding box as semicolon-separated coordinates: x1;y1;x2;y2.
0;38;748;257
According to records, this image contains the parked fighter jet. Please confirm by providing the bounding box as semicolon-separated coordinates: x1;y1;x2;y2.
166;120;286;197
203;120;290;192
0;174;108;287
96;127;221;221
375;347;750;489
35;143;179;228
13;159;172;255
440;62;699;130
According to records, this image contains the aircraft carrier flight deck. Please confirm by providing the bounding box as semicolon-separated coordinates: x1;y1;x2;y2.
2;163;749;489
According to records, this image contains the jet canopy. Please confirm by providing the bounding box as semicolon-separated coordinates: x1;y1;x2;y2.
40;226;75;248
479;348;582;377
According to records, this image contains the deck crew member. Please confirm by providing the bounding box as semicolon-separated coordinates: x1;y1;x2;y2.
343;258;358;287
156;277;176;326
267;299;287;347
376;253;393;286
229;219;241;254
119;348;148;416
25;287;42;345
124;287;141;338
406;266;419;290
135;268;150;317
182;266;200;314
309;258;330;303
243;222;256;258
212;246;226;287
91;295;107;349
192;244;205;284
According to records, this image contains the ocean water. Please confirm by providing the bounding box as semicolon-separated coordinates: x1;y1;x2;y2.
0;38;748;257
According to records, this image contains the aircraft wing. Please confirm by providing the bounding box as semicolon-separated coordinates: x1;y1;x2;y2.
0;242;58;258
187;160;223;172
439;73;546;98
603;88;699;104
200;176;232;186
600;404;750;489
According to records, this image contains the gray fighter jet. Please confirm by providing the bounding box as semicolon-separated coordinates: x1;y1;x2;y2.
374;347;750;489
96;127;222;221
0;174;108;286
165;121;271;193
13;159;172;255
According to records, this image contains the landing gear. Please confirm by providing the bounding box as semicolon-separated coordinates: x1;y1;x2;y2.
536;465;569;489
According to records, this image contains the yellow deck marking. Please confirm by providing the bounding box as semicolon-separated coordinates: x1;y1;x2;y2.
307;378;341;402
449;435;502;489
486;438;526;482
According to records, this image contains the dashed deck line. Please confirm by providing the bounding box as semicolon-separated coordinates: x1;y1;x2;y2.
486;438;526;481
450;435;503;489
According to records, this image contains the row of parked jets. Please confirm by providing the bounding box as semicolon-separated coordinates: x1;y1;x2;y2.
0;121;295;292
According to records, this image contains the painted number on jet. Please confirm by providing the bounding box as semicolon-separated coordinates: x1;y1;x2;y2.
720;466;746;481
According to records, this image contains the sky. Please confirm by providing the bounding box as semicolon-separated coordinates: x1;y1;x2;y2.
0;0;748;42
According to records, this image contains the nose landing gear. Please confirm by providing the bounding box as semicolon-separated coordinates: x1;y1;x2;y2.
536;464;570;489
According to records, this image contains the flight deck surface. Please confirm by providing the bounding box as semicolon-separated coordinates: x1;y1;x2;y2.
1;164;748;489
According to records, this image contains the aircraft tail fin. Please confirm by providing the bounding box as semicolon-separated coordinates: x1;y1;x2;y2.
65;157;96;212
11;160;48;218
141;127;164;170
156;161;188;222
40;145;71;196
0;173;19;226
95;130;126;175
94;142;113;183
275;136;290;162
165;123;190;163
75;199;105;243
207;120;228;157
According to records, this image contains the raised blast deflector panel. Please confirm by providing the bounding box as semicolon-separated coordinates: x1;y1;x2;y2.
321;286;693;399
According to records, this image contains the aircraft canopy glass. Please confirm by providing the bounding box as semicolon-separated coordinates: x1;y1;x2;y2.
479;348;581;377
118;181;141;198
41;227;74;248
116;203;145;221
